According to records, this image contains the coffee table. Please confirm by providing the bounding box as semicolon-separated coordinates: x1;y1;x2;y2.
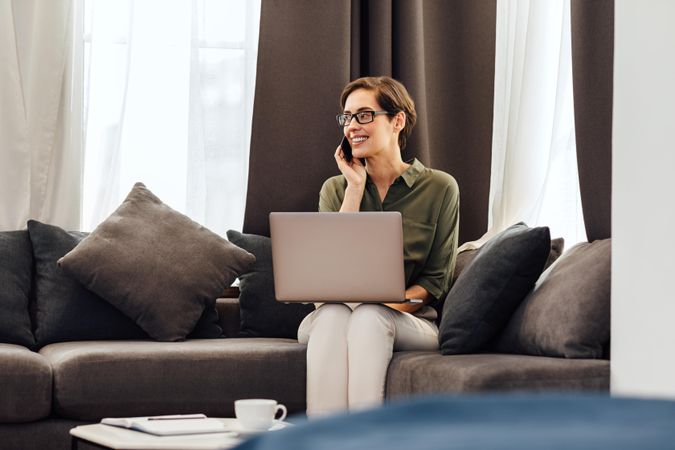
70;418;289;450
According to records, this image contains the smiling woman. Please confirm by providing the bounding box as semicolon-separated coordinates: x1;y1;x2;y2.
299;76;461;418
80;0;261;235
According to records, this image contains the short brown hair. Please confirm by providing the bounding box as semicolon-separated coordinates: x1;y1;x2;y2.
339;76;417;151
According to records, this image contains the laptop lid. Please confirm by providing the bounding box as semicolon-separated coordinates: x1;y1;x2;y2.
269;212;407;303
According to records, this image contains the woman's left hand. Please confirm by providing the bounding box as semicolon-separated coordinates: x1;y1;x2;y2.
385;284;429;313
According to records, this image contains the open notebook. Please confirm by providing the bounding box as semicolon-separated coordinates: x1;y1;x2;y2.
101;414;230;436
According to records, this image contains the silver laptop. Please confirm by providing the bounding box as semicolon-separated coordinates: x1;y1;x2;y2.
269;212;412;303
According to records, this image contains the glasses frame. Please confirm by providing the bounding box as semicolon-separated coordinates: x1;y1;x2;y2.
336;110;393;127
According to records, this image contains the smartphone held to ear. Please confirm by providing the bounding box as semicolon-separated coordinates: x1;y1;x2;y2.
340;136;365;165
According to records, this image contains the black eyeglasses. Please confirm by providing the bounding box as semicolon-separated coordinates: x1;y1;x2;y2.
336;110;393;127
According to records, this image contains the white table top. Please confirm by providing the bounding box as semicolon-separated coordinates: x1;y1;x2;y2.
70;418;290;450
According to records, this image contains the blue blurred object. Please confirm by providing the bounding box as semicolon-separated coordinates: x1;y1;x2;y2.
233;394;675;450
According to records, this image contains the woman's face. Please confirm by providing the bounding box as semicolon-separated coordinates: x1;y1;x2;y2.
342;89;400;160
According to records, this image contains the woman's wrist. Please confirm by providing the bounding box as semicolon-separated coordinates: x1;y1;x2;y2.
340;185;365;212
345;183;365;195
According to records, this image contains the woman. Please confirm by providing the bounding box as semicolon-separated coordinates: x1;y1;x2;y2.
297;76;460;417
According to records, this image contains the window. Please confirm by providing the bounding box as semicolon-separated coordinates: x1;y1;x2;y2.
81;0;261;235
485;0;586;249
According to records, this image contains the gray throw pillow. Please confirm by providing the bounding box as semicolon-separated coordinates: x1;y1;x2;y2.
439;223;551;355
495;239;611;358
0;231;36;348
226;230;314;338
58;183;256;341
28;220;223;347
454;237;565;280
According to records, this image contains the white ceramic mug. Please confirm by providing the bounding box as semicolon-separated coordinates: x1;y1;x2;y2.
234;399;287;431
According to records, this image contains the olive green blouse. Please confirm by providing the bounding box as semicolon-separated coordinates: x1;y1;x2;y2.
318;158;460;305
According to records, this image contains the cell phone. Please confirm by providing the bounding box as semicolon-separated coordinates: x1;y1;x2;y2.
340;136;365;165
340;136;353;162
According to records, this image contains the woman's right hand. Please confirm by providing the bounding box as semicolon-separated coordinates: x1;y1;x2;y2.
334;145;367;189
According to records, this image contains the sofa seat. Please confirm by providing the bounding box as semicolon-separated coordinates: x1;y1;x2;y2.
386;352;609;398
39;338;307;421
0;344;52;423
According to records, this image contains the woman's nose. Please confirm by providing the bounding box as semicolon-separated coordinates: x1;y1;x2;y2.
345;119;361;134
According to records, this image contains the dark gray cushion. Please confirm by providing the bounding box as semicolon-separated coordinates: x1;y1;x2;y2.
226;231;314;338
28;221;223;346
454;237;565;280
40;339;306;420
0;231;35;348
439;223;551;355
495;239;611;358
386;351;609;397
0;343;52;422
58;183;255;341
28;220;148;346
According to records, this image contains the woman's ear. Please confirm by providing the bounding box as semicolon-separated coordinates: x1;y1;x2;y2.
394;111;406;131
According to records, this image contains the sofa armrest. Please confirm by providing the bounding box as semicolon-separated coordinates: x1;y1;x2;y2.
216;297;241;337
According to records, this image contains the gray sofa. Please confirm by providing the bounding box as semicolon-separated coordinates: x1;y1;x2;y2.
0;236;610;450
0;297;609;450
0;297;307;450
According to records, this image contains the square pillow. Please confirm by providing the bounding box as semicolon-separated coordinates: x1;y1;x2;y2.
226;230;314;338
439;222;551;355
0;231;36;348
27;221;223;347
454;237;565;280
58;183;255;341
494;239;611;358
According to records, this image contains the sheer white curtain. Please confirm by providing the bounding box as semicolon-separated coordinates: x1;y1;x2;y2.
460;0;586;251
0;0;82;231
81;0;261;235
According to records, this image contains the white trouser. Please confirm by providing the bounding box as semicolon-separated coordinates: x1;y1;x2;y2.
297;303;439;417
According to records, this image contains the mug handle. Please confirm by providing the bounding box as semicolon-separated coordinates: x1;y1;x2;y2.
275;404;287;422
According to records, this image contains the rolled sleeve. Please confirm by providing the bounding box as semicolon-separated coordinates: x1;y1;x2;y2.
413;179;460;301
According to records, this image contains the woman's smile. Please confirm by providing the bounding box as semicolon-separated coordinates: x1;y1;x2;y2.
351;135;369;146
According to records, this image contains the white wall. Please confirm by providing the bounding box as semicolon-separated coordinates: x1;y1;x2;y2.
612;0;675;398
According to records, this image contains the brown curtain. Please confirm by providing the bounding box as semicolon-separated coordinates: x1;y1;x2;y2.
244;0;496;246
571;0;614;241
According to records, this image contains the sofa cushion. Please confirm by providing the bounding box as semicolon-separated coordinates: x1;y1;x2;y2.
495;239;611;358
58;183;255;341
28;220;148;346
27;220;222;346
454;237;565;280
0;344;52;422
386;351;609;397
438;223;551;355
0;231;35;348
226;231;314;338
40;339;307;420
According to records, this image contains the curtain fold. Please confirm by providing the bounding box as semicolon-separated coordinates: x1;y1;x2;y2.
244;0;496;244
571;0;614;241
0;0;80;231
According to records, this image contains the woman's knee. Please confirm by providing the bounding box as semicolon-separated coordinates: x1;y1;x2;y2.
347;304;396;341
314;303;352;322
298;303;352;343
